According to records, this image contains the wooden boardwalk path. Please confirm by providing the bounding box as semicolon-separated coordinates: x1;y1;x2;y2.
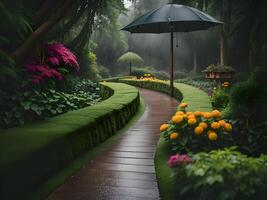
48;88;179;200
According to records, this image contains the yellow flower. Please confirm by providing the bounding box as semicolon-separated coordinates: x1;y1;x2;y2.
170;132;179;140
194;126;204;135
179;102;188;108
188;118;197;125
211;110;221;118
160;124;169;132
172;115;183;124
175;111;184;115
224;123;232;132
194;111;202;116
211;122;221;129
199;122;208;129
203;112;212;119
218;120;226;126
208;131;218;141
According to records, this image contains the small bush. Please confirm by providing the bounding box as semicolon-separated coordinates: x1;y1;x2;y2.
174;70;187;79
170;147;267;200
131;67;154;78
153;70;169;80
211;86;229;110
98;65;110;78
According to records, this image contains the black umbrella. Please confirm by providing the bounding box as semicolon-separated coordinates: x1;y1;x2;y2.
122;3;223;96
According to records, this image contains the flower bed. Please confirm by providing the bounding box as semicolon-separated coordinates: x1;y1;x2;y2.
121;77;267;200
0;82;140;199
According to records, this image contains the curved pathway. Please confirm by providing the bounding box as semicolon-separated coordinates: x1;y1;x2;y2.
48;88;179;200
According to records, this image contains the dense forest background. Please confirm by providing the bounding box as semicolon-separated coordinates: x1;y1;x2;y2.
1;0;267;82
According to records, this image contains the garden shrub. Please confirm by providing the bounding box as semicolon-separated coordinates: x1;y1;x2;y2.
227;67;267;156
169;147;267;200
0;78;101;128
175;78;216;94
130;67;154;78
98;65;110;78
153;70;169;80
210;85;229;110
174;70;187;79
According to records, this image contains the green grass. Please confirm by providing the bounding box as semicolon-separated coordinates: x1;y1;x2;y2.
119;79;212;200
0;82;141;199
31;97;145;200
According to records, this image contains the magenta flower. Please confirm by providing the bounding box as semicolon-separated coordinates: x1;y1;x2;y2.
47;57;60;66
46;43;79;71
168;154;193;167
26;62;63;84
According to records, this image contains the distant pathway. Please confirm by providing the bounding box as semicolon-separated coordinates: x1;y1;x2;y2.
48;88;179;200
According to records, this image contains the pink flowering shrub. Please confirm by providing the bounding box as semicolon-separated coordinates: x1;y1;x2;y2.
46;43;79;71
25;43;79;84
168;154;193;167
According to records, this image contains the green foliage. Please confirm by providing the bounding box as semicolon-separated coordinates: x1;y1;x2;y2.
175;78;216;94
130;67;154;78
203;65;237;73
211;86;229;110
153;70;169;80
172;147;267;200
0;78;101;128
228;67;267;156
174;70;187;79
98;65;110;78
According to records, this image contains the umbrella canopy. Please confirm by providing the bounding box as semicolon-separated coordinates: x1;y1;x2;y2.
122;4;223;33
117;52;144;75
122;4;223;96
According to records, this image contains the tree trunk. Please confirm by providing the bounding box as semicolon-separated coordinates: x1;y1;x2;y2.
193;48;197;74
219;0;225;65
220;26;225;65
12;0;71;62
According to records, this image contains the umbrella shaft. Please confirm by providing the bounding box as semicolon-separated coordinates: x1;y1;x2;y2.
169;30;174;96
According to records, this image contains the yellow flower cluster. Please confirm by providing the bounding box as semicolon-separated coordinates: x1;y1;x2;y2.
222;82;230;88
160;102;233;142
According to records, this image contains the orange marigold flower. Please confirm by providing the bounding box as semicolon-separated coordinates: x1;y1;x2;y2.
179;102;189;108
199;122;208;129
187;114;196;119
194;111;202;116
186;112;193;115
170;132;179;140
218;120;226;126
208;131;218;141
194;126;204;135
211;110;221;118
160;124;169;132
188;118;197;125
211;122;221;129
203;112;212;119
172;115;183;124
175;111;184;115
224;123;232;132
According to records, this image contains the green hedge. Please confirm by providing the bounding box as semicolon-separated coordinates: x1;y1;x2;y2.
0;82;140;199
119;79;212;200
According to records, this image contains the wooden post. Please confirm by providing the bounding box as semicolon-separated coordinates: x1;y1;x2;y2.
170;26;174;96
